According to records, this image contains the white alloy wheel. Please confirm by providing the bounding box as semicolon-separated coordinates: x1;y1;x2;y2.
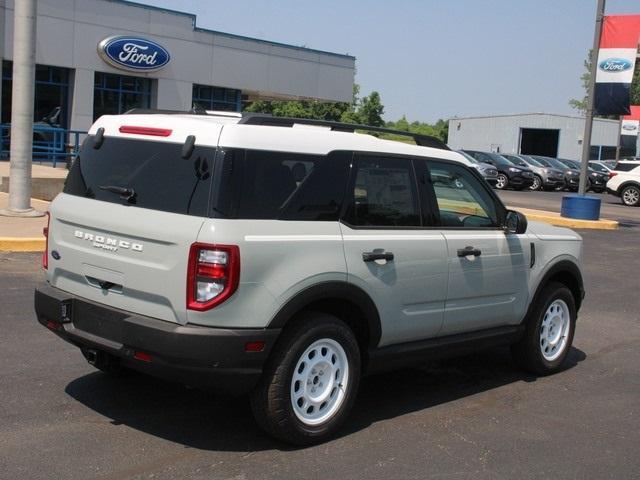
622;186;640;206
539;299;571;361
496;173;508;189
290;338;349;426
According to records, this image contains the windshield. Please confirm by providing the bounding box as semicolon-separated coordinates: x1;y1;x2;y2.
502;154;527;167
533;156;567;170
590;162;609;173
486;152;513;166
456;150;479;164
559;159;580;169
64;136;216;216
520;155;544;167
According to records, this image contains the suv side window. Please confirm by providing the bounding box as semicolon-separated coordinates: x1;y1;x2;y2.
212;149;350;220
428;161;499;228
614;162;640;172
344;155;421;227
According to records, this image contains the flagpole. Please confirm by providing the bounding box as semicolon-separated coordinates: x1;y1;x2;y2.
578;0;606;195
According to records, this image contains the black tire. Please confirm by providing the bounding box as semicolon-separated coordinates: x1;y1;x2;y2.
496;173;509;190
620;184;640;207
250;312;361;445
511;282;576;375
530;175;543;191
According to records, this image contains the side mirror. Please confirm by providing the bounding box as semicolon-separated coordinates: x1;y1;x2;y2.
505;210;527;234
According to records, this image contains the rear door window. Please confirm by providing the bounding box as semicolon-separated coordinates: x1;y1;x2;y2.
212;149;350;220
344;155;421;227
64;136;214;216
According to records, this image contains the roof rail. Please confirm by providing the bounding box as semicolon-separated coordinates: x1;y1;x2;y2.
238;114;450;150
124;106;242;118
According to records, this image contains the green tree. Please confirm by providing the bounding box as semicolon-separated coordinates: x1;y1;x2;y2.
569;49;592;114
357;91;385;127
632;62;640;105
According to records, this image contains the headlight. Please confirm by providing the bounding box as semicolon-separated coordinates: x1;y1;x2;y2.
508;167;520;172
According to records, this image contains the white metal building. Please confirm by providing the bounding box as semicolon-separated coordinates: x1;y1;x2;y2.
447;113;623;160
0;0;356;133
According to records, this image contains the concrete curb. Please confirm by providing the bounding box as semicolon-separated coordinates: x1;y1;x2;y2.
0;237;46;252
509;206;619;230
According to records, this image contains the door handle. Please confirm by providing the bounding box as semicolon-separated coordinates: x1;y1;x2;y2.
362;251;394;262
457;246;482;257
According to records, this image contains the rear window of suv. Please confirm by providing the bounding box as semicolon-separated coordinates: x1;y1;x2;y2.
64;136;215;217
614;162;640;172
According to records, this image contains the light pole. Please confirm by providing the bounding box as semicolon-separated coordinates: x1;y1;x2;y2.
0;0;43;217
578;0;606;195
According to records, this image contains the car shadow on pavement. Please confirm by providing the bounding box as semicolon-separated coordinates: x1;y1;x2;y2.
65;345;586;451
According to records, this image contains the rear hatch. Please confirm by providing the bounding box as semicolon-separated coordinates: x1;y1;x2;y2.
47;120;220;325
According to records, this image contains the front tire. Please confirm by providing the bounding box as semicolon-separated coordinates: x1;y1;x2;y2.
621;184;640;206
496;173;509;190
250;312;361;445
530;175;543;191
511;282;576;375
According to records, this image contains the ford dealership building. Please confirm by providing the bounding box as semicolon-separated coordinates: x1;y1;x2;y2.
0;0;356;133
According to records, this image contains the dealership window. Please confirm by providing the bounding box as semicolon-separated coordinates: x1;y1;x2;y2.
192;84;241;111
1;60;70;127
93;72;151;120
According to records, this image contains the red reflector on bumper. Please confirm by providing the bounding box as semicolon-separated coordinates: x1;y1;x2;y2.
46;320;61;331
245;341;265;352
133;351;153;362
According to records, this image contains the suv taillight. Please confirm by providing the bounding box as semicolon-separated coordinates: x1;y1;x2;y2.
187;243;240;311
609;172;617;179
42;211;50;269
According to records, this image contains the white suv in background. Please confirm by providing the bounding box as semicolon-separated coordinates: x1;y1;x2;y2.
607;160;640;206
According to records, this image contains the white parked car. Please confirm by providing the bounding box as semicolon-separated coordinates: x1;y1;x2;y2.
607;160;640;206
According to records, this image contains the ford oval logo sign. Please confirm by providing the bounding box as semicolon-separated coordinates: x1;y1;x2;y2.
98;36;170;72
598;57;632;73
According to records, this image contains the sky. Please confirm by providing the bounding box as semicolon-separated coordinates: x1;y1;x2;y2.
136;0;639;123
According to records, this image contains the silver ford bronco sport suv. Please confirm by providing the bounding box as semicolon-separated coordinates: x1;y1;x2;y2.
35;111;584;445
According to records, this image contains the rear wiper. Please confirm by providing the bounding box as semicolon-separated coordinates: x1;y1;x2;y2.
98;185;136;202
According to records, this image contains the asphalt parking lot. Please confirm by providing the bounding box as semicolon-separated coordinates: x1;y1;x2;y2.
1;208;639;479
498;189;640;226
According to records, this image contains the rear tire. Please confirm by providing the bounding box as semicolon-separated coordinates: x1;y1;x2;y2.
250;312;361;445
511;282;576;375
621;184;640;206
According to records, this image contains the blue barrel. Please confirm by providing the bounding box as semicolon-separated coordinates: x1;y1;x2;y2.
560;195;601;220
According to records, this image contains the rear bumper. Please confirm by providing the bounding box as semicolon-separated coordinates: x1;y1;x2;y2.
607;187;619;196
34;283;280;394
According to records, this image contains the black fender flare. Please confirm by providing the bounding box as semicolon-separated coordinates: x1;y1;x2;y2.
267;281;382;349
523;259;584;325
